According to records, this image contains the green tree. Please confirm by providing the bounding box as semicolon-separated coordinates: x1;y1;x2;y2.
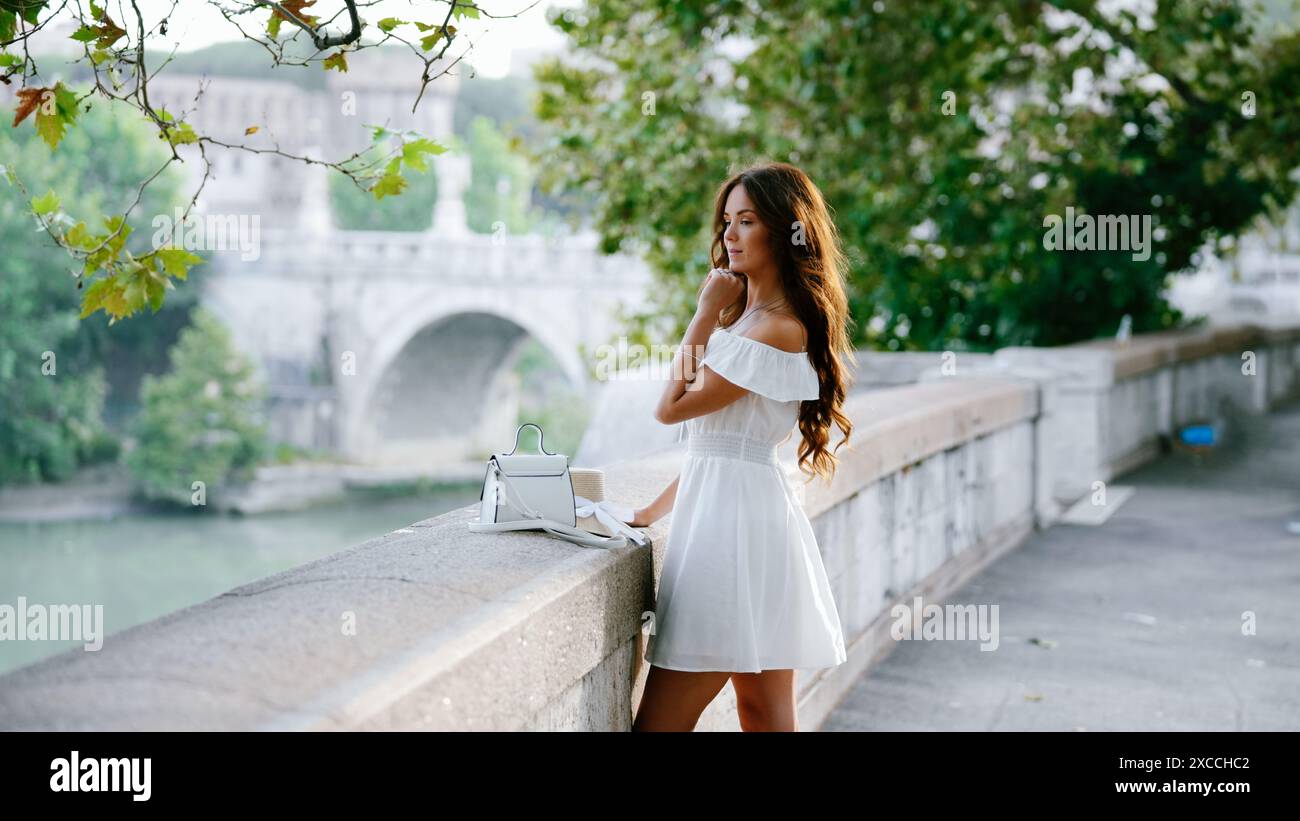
511;338;589;459
0;97;191;485
330;144;440;231
452;71;591;229
127;308;270;505
533;0;1300;350
464;116;539;235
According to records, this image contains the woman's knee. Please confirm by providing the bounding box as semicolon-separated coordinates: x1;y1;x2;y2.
731;670;798;731
736;700;797;731
634;666;730;731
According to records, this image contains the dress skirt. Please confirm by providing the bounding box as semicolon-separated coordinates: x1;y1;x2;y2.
643;431;849;673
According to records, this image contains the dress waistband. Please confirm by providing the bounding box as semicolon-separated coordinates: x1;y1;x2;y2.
686;431;780;466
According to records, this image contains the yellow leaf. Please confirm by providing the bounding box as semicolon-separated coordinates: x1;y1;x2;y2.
323;51;348;73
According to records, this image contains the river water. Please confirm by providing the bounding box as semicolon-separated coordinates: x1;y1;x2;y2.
0;485;480;676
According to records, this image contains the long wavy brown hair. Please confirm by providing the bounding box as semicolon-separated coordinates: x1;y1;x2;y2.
695;161;857;484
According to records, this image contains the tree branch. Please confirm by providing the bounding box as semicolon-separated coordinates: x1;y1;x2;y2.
252;0;362;49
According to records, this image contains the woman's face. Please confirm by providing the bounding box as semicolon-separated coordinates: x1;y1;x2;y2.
722;183;771;277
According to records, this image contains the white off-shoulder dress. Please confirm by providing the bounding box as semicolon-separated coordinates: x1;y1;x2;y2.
643;322;849;673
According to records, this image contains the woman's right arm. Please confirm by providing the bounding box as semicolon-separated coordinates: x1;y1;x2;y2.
631;473;679;527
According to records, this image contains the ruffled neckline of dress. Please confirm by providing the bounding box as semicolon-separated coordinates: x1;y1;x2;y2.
704;326;820;402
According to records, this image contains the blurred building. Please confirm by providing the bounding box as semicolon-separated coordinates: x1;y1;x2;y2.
144;46;466;234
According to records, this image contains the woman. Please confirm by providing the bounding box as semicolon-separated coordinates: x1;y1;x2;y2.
629;162;856;732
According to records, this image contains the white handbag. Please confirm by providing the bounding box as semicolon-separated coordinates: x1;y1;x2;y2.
468;423;649;550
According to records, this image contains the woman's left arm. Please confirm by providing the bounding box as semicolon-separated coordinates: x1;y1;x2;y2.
655;268;744;424
654;306;716;424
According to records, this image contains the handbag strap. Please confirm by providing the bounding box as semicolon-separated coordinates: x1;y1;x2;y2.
490;459;632;550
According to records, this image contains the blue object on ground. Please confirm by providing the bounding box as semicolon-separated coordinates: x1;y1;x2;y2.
1180;425;1217;446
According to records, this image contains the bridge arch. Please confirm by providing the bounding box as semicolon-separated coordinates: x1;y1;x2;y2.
341;301;589;465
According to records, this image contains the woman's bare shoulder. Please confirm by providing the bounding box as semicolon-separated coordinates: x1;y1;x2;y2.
745;313;806;354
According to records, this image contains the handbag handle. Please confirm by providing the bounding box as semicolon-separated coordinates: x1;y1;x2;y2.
505;422;556;456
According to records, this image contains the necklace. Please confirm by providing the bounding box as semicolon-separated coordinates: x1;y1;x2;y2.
732;295;787;331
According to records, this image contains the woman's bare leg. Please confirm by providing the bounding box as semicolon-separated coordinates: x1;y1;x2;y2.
730;669;799;732
633;665;733;731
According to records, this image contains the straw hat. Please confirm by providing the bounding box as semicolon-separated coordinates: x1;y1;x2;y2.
570;467;638;538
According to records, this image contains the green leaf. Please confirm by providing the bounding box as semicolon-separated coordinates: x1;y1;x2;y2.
450;2;480;21
65;221;94;249
0;52;19;67
420;28;454;51
17;0;41;25
71;25;99;43
101;214;130;241
371;173;408;200
79;275;118;319
401;137;446;172
377;17;405;32
154;247;203;280
53;83;79;119
31;189;60;215
94;215;133;262
34;105;67;148
413;22;456;51
145;271;166;312
122;270;147;313
163;121;199;146
34;82;79;150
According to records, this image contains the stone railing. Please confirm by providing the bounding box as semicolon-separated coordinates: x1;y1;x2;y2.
1;318;1296;731
218;228;652;287
984;319;1300;526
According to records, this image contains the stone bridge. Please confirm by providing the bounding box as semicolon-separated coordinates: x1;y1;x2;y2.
117;57;658;466
200;227;653;465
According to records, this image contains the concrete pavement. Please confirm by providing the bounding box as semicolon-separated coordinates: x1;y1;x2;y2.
822;401;1300;731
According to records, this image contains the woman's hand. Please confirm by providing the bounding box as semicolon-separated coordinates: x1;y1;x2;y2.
630;475;678;529
697;267;746;318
